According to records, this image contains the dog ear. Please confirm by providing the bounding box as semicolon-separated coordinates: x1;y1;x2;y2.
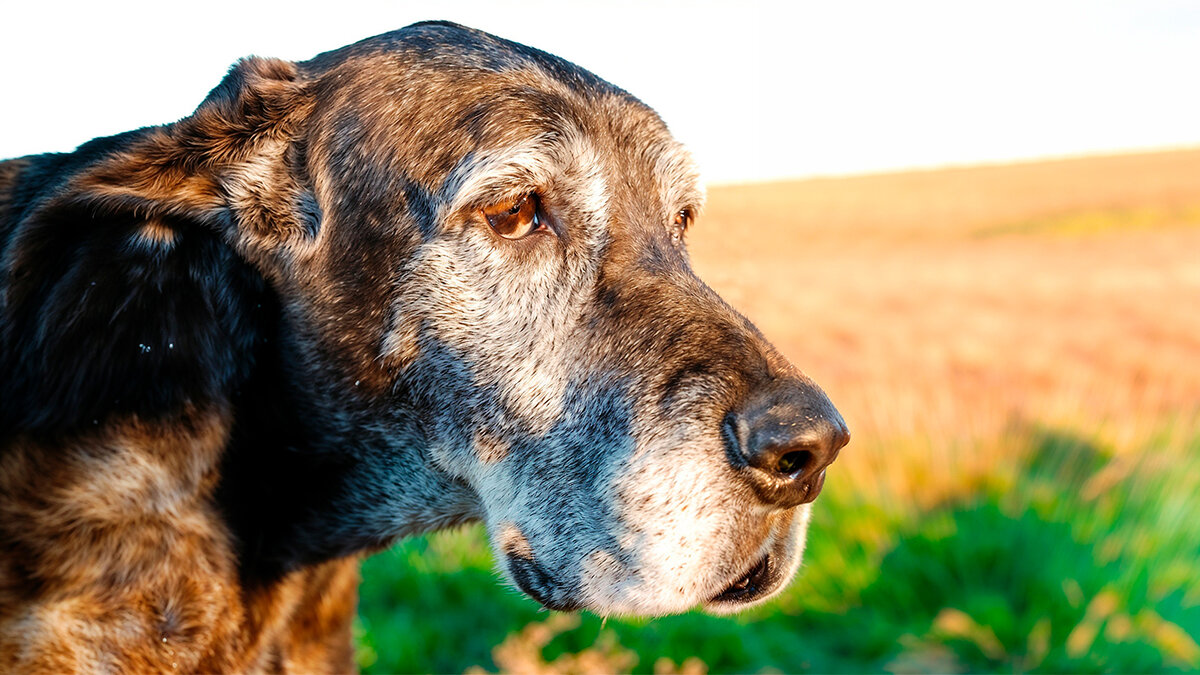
0;57;312;435
55;55;315;246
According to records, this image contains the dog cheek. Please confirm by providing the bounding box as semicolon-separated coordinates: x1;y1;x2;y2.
472;428;512;464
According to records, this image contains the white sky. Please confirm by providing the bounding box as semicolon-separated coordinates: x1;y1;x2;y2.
2;0;1198;184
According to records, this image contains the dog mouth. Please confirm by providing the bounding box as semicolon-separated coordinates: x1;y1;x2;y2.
704;551;778;609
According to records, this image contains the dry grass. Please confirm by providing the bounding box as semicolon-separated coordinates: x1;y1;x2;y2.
689;149;1200;456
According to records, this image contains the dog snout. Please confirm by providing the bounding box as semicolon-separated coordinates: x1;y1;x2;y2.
723;378;849;508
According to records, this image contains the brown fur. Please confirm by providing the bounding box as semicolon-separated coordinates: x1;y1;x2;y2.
0;21;847;672
0;50;372;674
0;410;358;673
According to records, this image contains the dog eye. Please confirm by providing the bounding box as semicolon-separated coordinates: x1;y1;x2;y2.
670;208;693;243
481;193;544;239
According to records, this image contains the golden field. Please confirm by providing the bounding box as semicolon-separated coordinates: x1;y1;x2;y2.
691;148;1200;502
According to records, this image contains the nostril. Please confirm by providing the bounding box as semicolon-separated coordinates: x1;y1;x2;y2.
726;380;847;507
776;449;814;476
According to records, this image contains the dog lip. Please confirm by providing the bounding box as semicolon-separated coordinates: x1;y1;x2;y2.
534;595;584;612
506;553;583;612
705;551;775;607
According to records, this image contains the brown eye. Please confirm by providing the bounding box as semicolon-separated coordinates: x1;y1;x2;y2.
481;193;543;239
671;208;693;242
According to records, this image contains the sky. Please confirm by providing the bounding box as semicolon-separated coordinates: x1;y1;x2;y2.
2;0;1198;184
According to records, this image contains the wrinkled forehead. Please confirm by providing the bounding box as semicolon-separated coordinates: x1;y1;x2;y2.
303;29;704;214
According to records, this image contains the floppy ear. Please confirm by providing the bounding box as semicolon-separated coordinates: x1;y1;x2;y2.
0;56;312;435
58;55;315;246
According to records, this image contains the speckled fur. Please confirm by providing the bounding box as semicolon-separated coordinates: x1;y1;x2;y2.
0;411;359;672
0;21;843;672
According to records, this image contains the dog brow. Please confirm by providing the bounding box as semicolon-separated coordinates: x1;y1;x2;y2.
441;130;614;228
443;133;582;211
654;141;707;218
443;133;703;227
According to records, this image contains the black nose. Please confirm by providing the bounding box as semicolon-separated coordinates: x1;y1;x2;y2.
724;378;849;508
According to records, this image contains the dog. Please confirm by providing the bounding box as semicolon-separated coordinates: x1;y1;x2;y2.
0;21;848;672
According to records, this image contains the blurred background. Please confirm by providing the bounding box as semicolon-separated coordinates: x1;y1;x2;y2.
5;1;1199;672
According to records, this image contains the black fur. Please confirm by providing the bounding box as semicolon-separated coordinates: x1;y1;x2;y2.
0;141;365;585
0;22;847;632
0;151;266;440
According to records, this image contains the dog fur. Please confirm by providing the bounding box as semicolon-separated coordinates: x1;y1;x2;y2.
0;21;846;672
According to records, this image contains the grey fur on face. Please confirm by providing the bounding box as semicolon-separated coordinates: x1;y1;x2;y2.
210;21;848;614
245;23;849;614
0;18;853;671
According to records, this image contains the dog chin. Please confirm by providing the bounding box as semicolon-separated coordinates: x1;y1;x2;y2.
701;509;810;615
505;505;812;617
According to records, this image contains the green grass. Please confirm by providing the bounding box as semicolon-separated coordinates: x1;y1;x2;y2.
356;424;1200;673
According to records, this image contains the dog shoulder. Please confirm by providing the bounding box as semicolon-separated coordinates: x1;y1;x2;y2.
0;412;246;671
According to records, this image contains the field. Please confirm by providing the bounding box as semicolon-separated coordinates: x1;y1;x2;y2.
357;149;1200;673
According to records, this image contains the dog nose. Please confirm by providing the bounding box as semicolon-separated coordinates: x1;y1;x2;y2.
723;378;849;508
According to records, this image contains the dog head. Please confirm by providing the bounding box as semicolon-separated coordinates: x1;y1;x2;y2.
49;22;847;615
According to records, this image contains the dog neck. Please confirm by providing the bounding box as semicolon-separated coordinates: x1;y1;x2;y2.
0;145;478;585
215;321;483;582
